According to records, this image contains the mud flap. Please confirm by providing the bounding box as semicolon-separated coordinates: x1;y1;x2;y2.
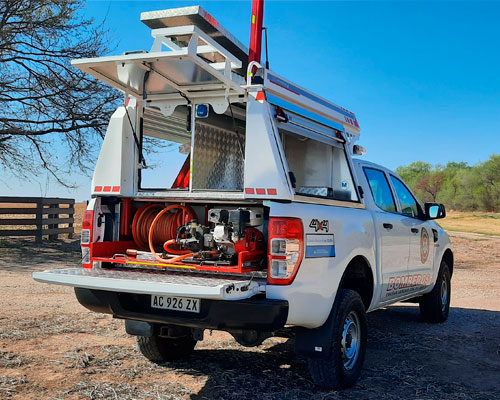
125;320;154;337
295;304;336;360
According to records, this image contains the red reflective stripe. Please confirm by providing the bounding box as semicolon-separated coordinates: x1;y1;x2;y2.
256;188;266;195
245;188;255;194
103;186;112;192
112;186;120;192
204;12;219;29
94;186;103;192
267;188;277;195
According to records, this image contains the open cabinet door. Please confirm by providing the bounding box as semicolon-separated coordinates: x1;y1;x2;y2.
72;26;245;99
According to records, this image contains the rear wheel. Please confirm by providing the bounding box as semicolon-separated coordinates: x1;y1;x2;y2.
137;334;197;362
308;289;367;389
419;261;451;323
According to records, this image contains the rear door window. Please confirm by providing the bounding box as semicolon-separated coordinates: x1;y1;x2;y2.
363;167;397;212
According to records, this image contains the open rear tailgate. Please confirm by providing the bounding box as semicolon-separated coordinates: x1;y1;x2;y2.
33;268;265;301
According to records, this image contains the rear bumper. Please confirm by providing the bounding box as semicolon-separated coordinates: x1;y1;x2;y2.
75;288;289;331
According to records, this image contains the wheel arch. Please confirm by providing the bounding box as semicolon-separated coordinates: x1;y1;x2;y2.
339;255;374;311
294;256;373;361
442;248;454;277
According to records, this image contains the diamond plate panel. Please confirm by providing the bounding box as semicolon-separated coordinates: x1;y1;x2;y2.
297;187;330;197
41;267;255;287
33;268;265;300
192;123;244;190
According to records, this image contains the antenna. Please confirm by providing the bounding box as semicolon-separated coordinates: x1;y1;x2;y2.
263;27;270;69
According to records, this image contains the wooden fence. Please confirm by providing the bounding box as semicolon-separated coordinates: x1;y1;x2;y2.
0;197;74;242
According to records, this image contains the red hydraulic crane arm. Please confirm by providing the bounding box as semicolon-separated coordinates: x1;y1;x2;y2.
248;0;265;64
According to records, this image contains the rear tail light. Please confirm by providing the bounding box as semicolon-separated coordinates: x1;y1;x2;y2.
267;217;304;285
81;211;94;268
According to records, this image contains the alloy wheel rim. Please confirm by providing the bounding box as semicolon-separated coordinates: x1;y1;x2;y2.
341;311;361;370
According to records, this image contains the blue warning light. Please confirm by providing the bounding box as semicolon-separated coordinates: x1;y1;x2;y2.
196;104;209;118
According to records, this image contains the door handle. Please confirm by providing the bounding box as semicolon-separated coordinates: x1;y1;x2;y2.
383;223;393;229
411;228;419;234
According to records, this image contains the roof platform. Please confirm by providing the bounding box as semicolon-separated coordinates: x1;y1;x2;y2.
141;6;248;75
71;7;248;101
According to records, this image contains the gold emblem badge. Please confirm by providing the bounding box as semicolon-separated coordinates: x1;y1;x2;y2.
420;227;430;264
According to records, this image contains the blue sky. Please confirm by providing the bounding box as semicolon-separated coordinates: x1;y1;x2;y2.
4;1;499;200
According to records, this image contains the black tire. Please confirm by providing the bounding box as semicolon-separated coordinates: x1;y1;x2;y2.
308;289;367;389
419;261;451;323
137;334;197;362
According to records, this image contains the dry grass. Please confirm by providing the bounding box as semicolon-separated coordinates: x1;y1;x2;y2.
73;202;86;234
439;211;500;236
0;231;499;398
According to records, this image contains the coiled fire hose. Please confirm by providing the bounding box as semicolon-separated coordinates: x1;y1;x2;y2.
131;203;218;267
132;203;195;248
131;203;196;265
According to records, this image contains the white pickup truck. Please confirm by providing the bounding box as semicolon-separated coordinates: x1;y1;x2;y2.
33;6;453;389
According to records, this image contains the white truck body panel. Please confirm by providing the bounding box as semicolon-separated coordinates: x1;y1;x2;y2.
91;106;137;196
243;97;294;200
265;201;376;328
353;160;451;306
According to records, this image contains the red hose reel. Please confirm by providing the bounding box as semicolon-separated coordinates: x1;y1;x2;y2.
130;203;265;269
131;203;195;250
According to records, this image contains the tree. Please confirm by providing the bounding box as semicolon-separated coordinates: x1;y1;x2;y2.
396;161;432;203
397;156;499;212
438;161;469;209
476;154;500;212
415;171;446;202
395;161;432;188
0;0;120;186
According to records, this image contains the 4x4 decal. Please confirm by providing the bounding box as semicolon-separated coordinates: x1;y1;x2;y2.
309;219;329;232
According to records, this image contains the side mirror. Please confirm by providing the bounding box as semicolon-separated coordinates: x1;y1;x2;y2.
424;203;446;220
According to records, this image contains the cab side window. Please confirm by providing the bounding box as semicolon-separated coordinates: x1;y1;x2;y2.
363;168;396;212
390;176;420;218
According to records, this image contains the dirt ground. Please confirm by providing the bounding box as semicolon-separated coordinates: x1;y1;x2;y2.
0;231;499;400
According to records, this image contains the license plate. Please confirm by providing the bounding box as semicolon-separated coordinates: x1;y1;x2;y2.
150;295;200;313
